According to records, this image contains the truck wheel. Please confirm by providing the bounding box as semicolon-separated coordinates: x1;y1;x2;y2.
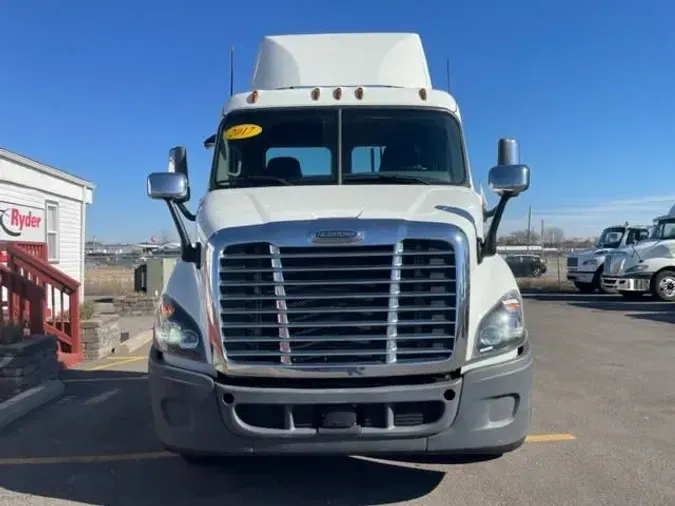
574;282;595;293
651;270;675;302
619;291;643;301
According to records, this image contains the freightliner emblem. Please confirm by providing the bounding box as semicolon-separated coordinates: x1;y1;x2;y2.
310;229;363;244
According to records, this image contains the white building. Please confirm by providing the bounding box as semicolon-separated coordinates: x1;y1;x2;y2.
0;147;94;302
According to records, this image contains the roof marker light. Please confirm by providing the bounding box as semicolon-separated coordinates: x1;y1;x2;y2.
419;88;427;101
355;87;364;100
333;87;342;100
311;87;320;100
248;90;259;104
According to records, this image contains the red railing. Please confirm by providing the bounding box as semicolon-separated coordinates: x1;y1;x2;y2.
0;243;82;366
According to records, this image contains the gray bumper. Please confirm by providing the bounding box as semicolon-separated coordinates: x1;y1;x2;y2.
601;276;650;292
148;344;533;456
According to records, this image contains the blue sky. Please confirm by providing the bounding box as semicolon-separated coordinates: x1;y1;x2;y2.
1;0;674;242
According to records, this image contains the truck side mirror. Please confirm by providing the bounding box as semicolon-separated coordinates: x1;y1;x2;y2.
146;171;200;266
480;138;532;262
167;146;189;177
166;146;190;202
147;172;189;201
488;164;530;197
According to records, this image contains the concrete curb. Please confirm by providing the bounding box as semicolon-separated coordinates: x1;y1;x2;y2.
0;380;64;432
113;329;153;355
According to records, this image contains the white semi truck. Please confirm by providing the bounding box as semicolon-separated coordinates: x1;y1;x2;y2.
601;205;675;301
566;223;651;293
145;32;533;462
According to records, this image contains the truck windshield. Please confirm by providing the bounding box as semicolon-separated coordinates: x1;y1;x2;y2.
650;219;675;240
211;107;467;188
596;227;625;248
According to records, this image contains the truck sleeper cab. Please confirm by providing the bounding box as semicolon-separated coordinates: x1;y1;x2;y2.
144;33;533;461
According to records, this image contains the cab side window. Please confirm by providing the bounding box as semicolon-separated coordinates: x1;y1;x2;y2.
626;230;639;245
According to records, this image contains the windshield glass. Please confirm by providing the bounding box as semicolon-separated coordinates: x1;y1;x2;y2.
650;219;675;240
211;107;467;188
596;227;625;248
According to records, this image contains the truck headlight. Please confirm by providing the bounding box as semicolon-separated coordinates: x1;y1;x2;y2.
476;291;526;354
582;259;599;266
153;295;205;362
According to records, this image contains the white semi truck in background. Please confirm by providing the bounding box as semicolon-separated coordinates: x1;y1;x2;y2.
144;32;533;462
566;223;651;293
601;205;675;301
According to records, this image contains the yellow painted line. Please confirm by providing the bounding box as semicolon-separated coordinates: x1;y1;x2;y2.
62;376;147;384
525;433;576;442
0;433;576;466
84;356;145;371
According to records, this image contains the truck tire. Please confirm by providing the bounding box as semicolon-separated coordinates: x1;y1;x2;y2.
619;291;643;301
651;270;675;302
574;282;595;293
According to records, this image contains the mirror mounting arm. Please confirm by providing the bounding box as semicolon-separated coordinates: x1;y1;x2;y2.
177;202;196;222
484;204;498;220
166;200;201;267
478;193;512;264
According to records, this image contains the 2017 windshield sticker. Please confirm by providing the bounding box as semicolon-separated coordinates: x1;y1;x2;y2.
224;124;263;140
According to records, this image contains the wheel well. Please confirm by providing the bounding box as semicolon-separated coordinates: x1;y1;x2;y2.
651;267;675;288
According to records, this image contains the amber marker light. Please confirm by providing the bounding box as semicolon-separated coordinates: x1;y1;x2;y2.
355;87;364;100
311;87;320;100
419;88;428;101
333;87;342;100
248;90;259;104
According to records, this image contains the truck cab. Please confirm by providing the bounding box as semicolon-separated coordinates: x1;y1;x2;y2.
566;224;650;293
601;205;675;301
144;32;533;461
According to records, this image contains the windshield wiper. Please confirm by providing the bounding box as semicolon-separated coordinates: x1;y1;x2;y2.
344;174;432;185
218;175;292;187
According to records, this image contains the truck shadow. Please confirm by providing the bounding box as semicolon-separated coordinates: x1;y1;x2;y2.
0;368;501;505
525;293;675;325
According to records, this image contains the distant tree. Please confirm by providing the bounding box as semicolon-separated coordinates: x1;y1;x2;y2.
542;227;565;246
507;229;540;245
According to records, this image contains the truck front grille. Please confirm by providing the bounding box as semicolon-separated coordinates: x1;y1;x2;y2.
567;257;578;268
218;240;457;366
604;253;626;276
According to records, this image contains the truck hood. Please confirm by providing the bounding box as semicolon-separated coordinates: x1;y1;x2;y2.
614;240;675;260
197;185;484;240
570;247;610;261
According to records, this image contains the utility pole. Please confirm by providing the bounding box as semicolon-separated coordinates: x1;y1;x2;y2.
526;205;532;251
540;219;545;246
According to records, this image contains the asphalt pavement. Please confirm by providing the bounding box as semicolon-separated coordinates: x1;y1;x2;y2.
0;293;674;505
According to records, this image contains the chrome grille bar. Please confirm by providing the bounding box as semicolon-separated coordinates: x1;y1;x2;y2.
386;241;403;364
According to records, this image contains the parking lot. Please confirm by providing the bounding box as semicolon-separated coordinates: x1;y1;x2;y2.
1;293;674;505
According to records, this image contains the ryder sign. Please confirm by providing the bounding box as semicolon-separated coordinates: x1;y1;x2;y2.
0;202;45;243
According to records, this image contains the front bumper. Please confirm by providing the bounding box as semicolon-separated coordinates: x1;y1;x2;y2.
601;275;650;292
567;269;596;283
148;344;533;456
